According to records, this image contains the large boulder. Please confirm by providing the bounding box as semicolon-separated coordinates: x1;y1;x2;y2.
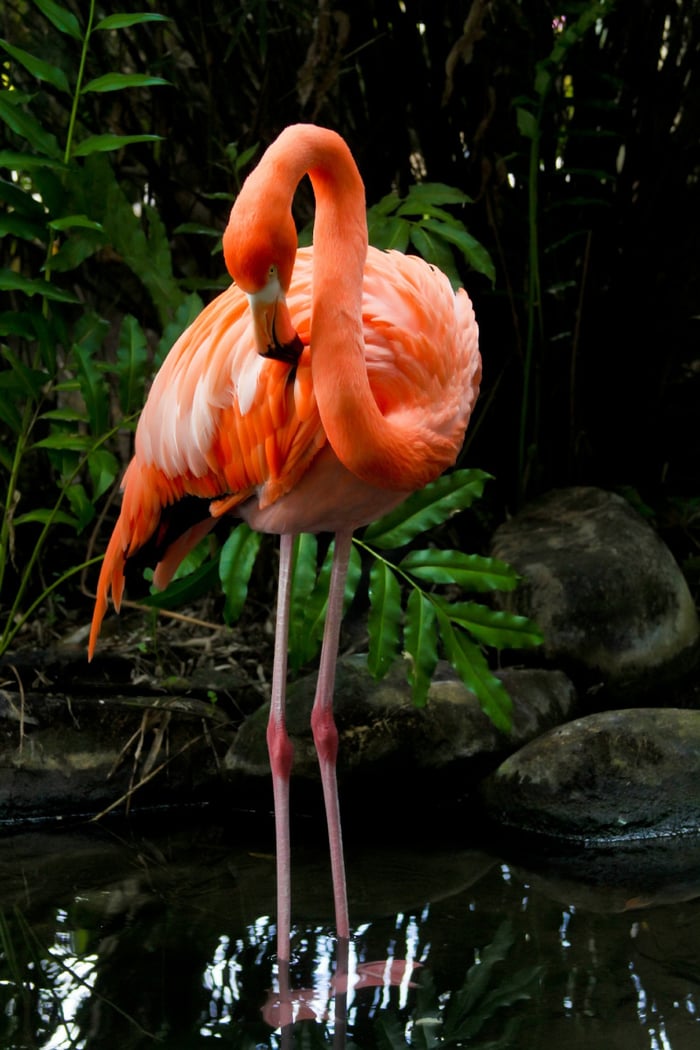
491;486;699;692
481;707;700;842
225;655;577;805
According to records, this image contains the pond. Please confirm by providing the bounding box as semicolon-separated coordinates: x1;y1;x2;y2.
0;808;699;1049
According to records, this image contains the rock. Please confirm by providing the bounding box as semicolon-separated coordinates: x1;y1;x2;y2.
0;690;234;823
491;486;699;692
480;708;700;842
225;655;577;805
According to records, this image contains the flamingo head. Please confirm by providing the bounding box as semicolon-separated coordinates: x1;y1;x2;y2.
223;197;301;364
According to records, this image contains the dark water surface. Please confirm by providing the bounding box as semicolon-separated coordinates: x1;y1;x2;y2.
0;809;699;1049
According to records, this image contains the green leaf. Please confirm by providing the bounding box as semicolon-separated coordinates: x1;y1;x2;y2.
363;469;491;549
409;224;460;287
436;609;512;731
13;508;78;528
72;133;162;157
48;228;107;273
48;214;104;232
34;0;82;40
367;214;410;252
116;314;149;414
0;212;46;242
0;150;65;171
403;589;438;707
288;540;361;672
173;222;222;238
65;482;95;532
367;560;402;678
96;13;171;30
40;408;87;423
87;448;120;501
437;599;544;650
33;433;94;451
420;217;496;284
0;268;78;302
0;38;70;92
219;524;262;623
0;92;62;159
400;550;519;592
0;345;49;399
516;106;539;140
288;533;320;661
144;557;220;609
82;73;169;94
73;341;109;436
402;182;474;208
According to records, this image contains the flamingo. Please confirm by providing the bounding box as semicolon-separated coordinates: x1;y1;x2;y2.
88;124;481;962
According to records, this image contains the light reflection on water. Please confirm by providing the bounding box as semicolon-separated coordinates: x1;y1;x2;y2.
0;820;699;1048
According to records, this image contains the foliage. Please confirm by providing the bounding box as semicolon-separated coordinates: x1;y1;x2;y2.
0;0;190;655
512;0;617;499
0;0;535;728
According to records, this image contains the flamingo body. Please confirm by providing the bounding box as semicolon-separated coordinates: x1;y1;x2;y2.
89;124;481;961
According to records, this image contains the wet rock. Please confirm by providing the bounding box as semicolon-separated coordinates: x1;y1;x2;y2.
481;708;700;842
491;486;699;692
0;690;234;823
225;655;577;801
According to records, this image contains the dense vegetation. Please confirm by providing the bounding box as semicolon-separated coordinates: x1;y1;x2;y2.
1;0;698;680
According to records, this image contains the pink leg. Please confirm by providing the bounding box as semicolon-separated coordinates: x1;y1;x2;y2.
310;529;353;941
267;532;295;962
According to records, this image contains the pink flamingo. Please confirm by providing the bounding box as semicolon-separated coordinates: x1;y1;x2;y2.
89;124;480;962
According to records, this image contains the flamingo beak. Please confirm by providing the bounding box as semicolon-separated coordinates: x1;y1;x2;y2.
247;285;303;365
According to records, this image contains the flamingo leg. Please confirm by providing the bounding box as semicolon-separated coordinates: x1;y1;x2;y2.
267;532;296;962
310;528;353;941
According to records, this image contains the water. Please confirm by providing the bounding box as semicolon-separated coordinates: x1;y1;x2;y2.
0;811;699;1048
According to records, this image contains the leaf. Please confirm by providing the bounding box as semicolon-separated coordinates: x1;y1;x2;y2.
173;222;222;238
0;92;62;159
438;598;543;650
420;217;496;284
367;214;411;252
65;482;95;532
436;610;512;731
288;540;361;672
33;0;82;40
443;922;514;1034
73;341;110;436
219;524;262;623
0;38;70;92
367;560;402;678
48;214;104;232
33;433;94;451
87;448;120;501
363;469;491;549
403;588;438;707
400;550;520;592
402;182;474;208
13;508;78;528
0;150;65;171
0;212;46;242
72;133;162;157
516;105;539;140
0;345;49;399
144;557;220;609
81;73;169;93
0;268;78;302
116;314;149;414
96;13;171;30
410;224;460;286
288;533;320;660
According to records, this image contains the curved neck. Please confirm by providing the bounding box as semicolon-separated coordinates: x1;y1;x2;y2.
245;125;452;491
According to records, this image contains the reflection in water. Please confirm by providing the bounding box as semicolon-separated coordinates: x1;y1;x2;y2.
0;823;699;1047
